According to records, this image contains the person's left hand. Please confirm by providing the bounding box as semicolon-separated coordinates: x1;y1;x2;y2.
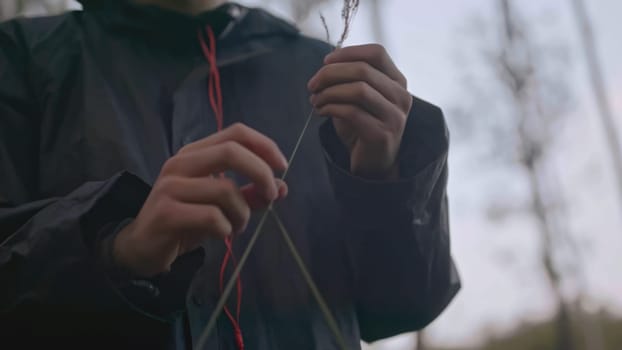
308;44;413;180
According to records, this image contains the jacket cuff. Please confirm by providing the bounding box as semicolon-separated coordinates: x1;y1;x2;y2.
97;219;139;287
93;194;204;322
319;120;417;228
319;95;450;228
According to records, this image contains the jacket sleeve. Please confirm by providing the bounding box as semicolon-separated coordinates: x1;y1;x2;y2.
320;96;461;342
0;20;196;339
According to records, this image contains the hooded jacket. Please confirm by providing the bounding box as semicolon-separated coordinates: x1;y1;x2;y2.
0;2;460;349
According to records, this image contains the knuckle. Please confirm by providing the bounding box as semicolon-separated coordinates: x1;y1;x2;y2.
230;122;250;137
355;62;370;80
217;178;238;201
220;220;233;236
259;161;274;180
386;111;406;133
161;157;179;175
202;207;218;227
221;141;242;159
156;176;179;194
230;122;244;130
370;44;387;58
399;73;408;88
153;197;177;227
372;129;393;148
178;143;192;154
203;208;230;236
352;106;366;119
355;81;371;100
400;93;413;113
216;224;231;238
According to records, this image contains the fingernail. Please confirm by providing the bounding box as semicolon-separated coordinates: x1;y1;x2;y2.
267;184;278;201
271;189;279;201
277;183;288;198
275;180;281;193
281;155;289;169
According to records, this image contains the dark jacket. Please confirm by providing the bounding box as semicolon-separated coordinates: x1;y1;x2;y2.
0;2;460;349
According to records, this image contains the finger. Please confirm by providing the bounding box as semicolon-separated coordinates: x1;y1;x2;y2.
179;123;288;171
168;202;232;240
310;81;405;125
308;62;412;113
241;179;288;211
276;179;289;198
158;176;251;234
163;141;279;200
323;44;407;87
315;103;381;139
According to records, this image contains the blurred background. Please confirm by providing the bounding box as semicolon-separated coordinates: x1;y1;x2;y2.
2;0;620;349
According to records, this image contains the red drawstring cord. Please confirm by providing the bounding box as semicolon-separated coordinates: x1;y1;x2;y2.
198;25;244;350
220;239;244;350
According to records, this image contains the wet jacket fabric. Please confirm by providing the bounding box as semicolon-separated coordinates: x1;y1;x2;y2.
0;2;460;349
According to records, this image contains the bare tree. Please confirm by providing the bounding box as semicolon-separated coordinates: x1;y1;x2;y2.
450;0;601;348
569;0;622;217
497;2;574;349
368;0;386;45
267;0;387;48
490;1;610;349
415;331;427;350
287;0;331;22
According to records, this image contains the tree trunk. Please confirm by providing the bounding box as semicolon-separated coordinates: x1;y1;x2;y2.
570;0;622;215
415;331;428;350
499;1;575;349
368;0;386;45
520;121;575;350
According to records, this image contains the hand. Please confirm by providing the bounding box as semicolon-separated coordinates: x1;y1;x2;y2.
113;124;289;278
308;44;413;180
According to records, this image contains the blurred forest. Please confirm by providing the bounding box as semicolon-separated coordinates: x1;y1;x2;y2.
1;0;620;349
426;312;622;350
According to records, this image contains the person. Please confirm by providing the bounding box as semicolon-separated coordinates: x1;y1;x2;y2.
0;0;460;349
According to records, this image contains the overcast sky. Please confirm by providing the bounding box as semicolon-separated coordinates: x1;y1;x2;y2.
239;0;622;348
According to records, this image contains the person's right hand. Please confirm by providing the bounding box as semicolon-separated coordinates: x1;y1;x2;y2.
112;123;289;278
